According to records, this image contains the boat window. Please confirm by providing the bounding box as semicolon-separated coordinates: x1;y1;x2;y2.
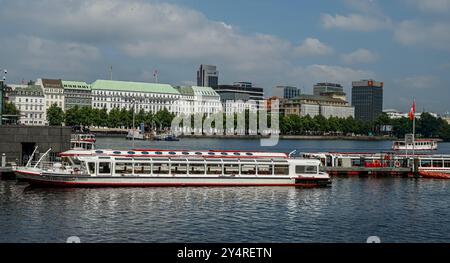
420;159;432;167
182;152;190;155
115;162;133;174
87;162;96;174
208;152;215;156
153;163;169;174
245;153;254;156
224;164;239;175
95;150;103;154
221;152;228;156
274;165;289;175
113;151;121;154
233;152;241;156
155;152;163;155
295;165;318;174
241;164;256;175
127;151;136;155
206;163;222;174
86;144;93;150
189;164;205;175
168;152;177;155
141;152;149;155
195;152;203;155
433;159;443;168
98;162;111;174
444;160;450;168
257;164;273;175
171;163;187;175
134;163;151;174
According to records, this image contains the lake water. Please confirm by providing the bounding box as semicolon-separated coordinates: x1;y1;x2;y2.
1;138;450;243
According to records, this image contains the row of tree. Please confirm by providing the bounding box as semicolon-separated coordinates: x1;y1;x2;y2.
47;104;175;130
40;104;450;142
280;112;450;141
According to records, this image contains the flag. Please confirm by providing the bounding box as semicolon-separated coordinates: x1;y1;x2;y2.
409;100;415;121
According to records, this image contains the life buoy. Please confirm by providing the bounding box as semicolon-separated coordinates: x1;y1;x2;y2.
394;161;401;168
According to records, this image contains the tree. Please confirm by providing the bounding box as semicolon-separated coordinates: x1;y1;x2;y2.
46;103;64;126
64;105;80;126
4;102;20;115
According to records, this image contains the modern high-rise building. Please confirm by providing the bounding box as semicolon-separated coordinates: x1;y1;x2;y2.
313;82;344;95
197;64;218;88
272;86;301;99
352;79;383;122
216;83;264;102
313;82;347;100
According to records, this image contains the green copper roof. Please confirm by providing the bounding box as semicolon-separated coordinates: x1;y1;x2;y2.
62;80;90;90
177;86;219;96
91;80;180;94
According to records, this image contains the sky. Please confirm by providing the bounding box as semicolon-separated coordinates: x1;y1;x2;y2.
1;0;450;113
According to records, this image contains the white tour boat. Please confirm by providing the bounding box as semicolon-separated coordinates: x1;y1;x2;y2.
392;139;438;151
14;149;331;187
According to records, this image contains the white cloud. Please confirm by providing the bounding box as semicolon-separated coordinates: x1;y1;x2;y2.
341;48;378;64
406;0;450;13
393;75;441;90
321;13;391;31
0;35;100;73
293;38;333;57
289;65;375;89
394;20;450;50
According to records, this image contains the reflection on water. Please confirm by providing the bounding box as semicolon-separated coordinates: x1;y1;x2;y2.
1;138;450;243
1;177;450;243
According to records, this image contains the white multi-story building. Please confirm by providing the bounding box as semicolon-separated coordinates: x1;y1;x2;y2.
36;78;65;118
177;86;222;116
321;105;355;119
91;80;181;114
283;95;354;118
8;84;46;125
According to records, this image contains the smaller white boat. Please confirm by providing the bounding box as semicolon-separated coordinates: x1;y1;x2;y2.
126;129;144;140
392;139;438;151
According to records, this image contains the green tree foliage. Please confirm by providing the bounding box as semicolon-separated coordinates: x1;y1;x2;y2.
4;102;20;115
46;103;64;126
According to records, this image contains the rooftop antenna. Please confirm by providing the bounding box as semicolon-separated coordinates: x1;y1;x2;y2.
109;65;113;80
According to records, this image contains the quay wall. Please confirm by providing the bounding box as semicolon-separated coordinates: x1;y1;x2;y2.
0;125;71;165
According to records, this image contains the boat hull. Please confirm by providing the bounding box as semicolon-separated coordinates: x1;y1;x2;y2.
14;170;331;188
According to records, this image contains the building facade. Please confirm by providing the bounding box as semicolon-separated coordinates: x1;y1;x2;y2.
272;86;301;99
352;80;383;122
177;86;222;116
36;78;65;113
91;80;181;114
313;82;344;96
8;84;46;125
216;83;264;101
62;80;92;110
283;95;354;118
197;64;219;88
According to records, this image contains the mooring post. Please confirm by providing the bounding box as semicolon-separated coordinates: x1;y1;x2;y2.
1;153;5;168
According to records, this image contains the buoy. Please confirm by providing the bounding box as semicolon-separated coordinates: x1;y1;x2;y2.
394;161;401;168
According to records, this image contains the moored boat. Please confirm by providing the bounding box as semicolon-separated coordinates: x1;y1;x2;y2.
392;139;438;151
14;149;331;188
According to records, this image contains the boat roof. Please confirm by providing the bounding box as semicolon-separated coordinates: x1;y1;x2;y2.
60;149;289;159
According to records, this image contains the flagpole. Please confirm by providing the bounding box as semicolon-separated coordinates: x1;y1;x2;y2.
412;98;415;157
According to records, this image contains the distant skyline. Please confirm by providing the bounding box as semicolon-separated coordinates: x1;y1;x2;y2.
1;0;450;113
